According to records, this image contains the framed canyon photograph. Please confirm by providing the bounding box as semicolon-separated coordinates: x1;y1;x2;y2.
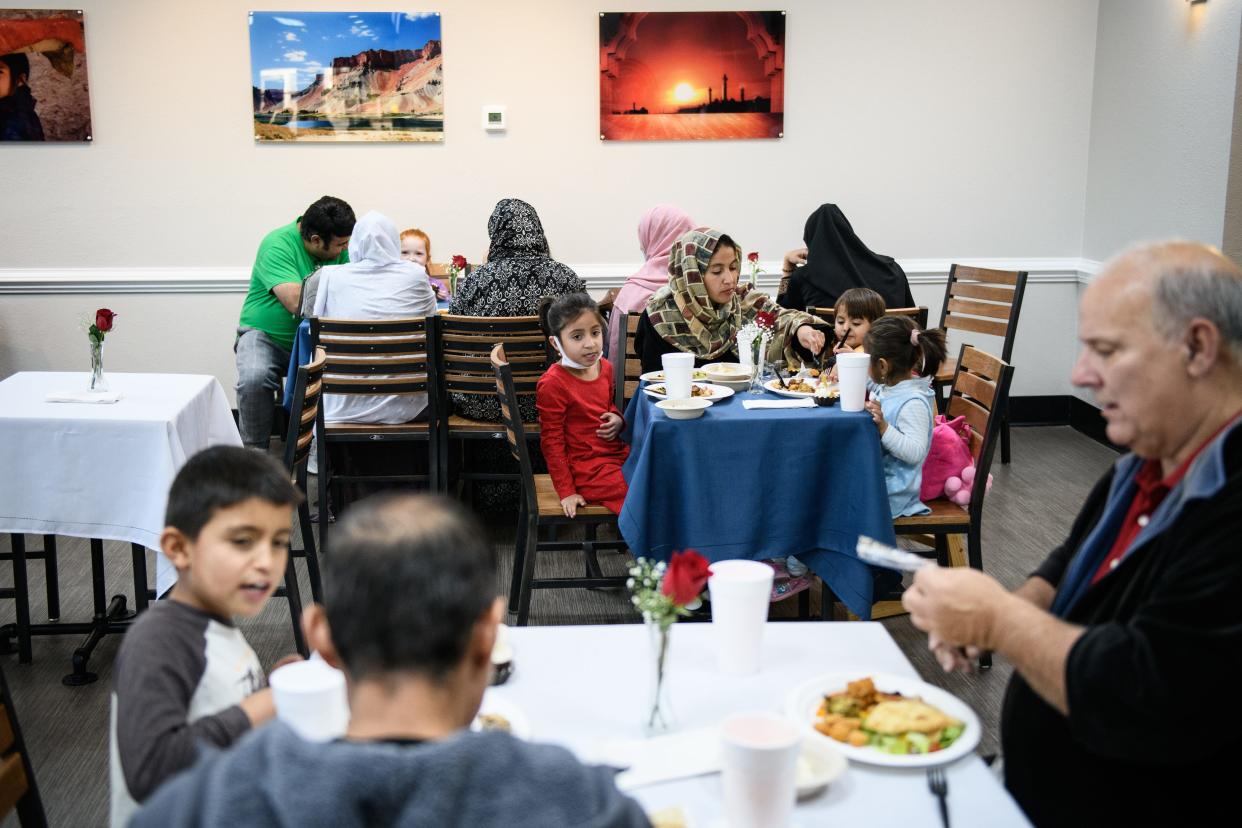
250;11;443;142
600;11;785;142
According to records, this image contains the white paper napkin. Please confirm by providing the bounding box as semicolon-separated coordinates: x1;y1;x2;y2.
45;390;123;404
742;398;814;410
596;726;723;791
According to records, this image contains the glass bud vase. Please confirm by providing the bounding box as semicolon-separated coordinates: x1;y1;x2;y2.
89;339;109;392
644;621;677;735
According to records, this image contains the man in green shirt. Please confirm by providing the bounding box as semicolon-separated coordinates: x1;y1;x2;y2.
235;195;354;448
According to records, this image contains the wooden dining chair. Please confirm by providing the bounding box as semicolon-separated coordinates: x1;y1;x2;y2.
437;315;547;494
934;265;1027;464
613;311;646;411
271;347;326;657
0;664;47;827
490;344;629;626
807;305;929;330
312;316;439;554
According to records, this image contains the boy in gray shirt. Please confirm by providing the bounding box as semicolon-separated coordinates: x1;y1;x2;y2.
110;447;301;827
135;494;649;828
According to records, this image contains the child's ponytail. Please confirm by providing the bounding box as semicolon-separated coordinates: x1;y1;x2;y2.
864;314;947;381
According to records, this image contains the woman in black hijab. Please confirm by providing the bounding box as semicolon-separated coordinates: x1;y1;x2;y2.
450;198;585;422
777;204;913;312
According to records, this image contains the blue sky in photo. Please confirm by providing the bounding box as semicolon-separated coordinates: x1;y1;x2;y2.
249;11;440;88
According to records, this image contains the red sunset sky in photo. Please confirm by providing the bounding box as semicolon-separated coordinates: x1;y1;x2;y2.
610;13;771;113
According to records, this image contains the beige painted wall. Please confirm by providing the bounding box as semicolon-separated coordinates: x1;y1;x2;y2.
1224;12;1242;265
1083;0;1242;261
1;0;1099;267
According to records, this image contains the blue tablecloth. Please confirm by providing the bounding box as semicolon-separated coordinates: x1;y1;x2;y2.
620;387;896;619
282;319;314;409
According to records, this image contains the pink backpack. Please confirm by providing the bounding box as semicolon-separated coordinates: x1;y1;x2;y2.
920;414;974;501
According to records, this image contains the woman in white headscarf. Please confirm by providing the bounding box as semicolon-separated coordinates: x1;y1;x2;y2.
313;210;438;424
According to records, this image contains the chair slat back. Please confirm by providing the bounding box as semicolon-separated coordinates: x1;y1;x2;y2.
0;665;46;827
807;305;930;331
490;344;539;513
282;347;326;475
312;317;435;397
614;311;645;409
943;344;1014;514
440;315;546;399
937;264;1028;362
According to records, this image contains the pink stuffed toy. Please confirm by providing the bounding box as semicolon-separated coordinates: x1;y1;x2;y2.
920;414;993;504
943;463;993;506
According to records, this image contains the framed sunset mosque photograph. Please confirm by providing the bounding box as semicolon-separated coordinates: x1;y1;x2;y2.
249;11;443;142
599;10;785;141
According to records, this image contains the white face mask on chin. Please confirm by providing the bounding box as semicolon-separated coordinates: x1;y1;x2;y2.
551;336;589;370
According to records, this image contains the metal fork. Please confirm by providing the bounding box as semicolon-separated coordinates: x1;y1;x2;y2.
928;767;950;828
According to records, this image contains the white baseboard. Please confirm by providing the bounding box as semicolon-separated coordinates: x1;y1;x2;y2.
0;257;1100;294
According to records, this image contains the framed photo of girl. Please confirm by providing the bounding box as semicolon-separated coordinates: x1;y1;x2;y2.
0;9;92;142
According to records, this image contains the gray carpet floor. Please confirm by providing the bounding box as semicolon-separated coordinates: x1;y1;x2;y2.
0;425;1117;827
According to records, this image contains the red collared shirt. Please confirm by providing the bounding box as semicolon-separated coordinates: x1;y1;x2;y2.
1091;409;1242;585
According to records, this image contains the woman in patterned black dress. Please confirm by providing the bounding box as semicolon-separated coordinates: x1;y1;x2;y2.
449;198;586;422
448;199;585;507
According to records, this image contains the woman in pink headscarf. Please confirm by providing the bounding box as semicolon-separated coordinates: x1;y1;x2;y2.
607;204;696;362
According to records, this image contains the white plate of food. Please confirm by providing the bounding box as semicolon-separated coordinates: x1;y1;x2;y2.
640;369;709;383
764;377;825;398
472;693;532;739
643;383;735;402
784;673;980;767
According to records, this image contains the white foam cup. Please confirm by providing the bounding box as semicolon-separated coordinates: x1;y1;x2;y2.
707;560;774;676
269;656;350;742
661;352;696;400
720;712;801;828
836;351;871;412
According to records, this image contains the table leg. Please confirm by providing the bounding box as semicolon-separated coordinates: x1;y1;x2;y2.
43;535;60;622
10;534;33;663
131;544;149;614
64;540;131;686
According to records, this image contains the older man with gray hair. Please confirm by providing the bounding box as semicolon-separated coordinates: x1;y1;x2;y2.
903;241;1242;826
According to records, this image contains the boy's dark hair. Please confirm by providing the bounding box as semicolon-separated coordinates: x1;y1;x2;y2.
164;446;301;539
324;494;497;681
834;287;886;323
864;315;948;381
1;53;31;84
300;196;355;243
538;292;605;339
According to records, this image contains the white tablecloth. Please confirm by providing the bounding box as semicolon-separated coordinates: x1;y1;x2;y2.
0;372;242;596
488;623;1030;827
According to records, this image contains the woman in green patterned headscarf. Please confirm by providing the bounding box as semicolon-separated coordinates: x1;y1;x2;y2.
633;227;827;373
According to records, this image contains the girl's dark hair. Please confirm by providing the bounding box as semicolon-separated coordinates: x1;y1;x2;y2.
834;287;886;323
538;292;605;338
864;315;947;381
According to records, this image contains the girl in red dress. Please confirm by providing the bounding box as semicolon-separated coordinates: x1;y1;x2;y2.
536;293;630;517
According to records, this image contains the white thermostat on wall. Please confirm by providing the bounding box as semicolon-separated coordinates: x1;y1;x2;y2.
482;105;506;131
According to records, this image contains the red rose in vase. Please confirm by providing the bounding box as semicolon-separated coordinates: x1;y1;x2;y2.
451;254;468;270
661;549;711;607
95;308;117;333
755;310;777;331
747;252;759;263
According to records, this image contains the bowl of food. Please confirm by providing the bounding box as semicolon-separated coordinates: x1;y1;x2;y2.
655;398;712;420
702;362;752;390
796;736;847;799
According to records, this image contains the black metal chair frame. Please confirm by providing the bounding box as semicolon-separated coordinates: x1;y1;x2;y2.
0;662;47;827
272;348;326;657
312;316;440;554
436;315;547;494
491;345;628;626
